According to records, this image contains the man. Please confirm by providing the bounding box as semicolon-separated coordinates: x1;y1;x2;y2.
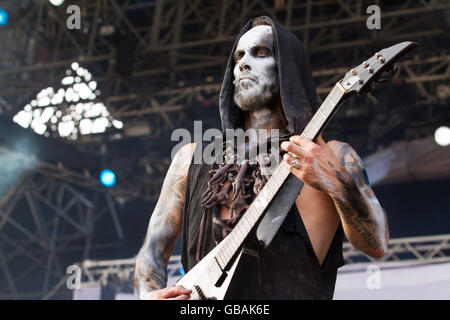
134;16;389;300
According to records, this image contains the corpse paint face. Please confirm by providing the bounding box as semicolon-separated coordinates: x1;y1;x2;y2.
233;25;279;111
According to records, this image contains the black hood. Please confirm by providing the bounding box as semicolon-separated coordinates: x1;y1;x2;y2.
219;17;319;135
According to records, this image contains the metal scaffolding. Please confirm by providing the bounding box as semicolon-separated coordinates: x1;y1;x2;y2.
0;146;126;299
0;0;448;147
71;233;450;299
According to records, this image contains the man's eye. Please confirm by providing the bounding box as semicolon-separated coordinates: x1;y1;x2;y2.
256;50;267;57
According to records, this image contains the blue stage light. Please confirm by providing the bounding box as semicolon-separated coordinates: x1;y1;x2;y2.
0;9;9;26
100;169;116;187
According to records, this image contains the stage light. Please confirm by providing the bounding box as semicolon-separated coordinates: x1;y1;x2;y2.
49;0;65;7
100;169;116;187
13;63;123;139
0;9;9;26
434;126;450;147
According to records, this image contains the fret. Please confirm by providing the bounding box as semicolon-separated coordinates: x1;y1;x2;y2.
234;224;245;241
260;185;269;200
240;214;251;231
312;113;324;126
217;249;226;268
322;98;334;114
229;239;238;256
258;191;269;207
272;168;284;187
317;108;327;120
245;212;255;228
310;120;319;132
279;163;290;177
328;86;343;106
249;207;260;223
281;166;289;179
260;193;270;208
269;180;278;195
246;206;254;216
229;230;238;248
265;181;275;196
303;125;315;140
253;197;263;212
222;241;232;261
219;245;229;263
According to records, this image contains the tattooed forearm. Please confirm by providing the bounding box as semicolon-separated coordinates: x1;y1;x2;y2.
333;174;382;251
134;214;180;293
134;250;167;292
134;143;195;297
331;143;388;256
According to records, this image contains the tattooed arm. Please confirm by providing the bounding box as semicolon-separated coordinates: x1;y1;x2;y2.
328;140;389;258
134;143;196;300
281;135;389;258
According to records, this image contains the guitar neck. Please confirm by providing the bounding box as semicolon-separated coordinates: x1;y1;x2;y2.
213;83;346;270
303;82;347;141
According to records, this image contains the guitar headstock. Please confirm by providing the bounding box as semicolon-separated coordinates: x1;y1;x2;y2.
339;41;418;95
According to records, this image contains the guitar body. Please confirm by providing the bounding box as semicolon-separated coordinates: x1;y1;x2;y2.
176;239;244;300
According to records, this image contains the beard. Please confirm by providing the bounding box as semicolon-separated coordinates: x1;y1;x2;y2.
233;76;279;111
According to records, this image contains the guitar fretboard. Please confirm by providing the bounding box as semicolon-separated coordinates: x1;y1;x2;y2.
213;83;346;270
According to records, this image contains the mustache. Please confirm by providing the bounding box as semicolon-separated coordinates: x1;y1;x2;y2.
233;75;257;87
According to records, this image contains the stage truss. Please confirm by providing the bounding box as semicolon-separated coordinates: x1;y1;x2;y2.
68;233;450;299
0;0;448;148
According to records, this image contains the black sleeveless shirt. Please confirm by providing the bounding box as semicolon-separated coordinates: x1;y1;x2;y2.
181;143;345;299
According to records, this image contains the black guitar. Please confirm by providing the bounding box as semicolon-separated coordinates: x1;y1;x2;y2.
176;41;417;300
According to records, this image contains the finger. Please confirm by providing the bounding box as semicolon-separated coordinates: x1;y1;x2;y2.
160;285;192;298
283;153;303;165
281;141;309;158
169;294;191;300
288;135;318;153
316;135;327;146
281;141;311;159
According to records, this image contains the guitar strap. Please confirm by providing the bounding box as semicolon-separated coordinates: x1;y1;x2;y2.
255;173;304;248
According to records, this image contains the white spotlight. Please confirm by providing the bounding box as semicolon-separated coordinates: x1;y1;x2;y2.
71;62;79;70
434;126;450;147
49;0;65;6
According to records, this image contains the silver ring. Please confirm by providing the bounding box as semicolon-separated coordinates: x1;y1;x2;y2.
291;159;301;169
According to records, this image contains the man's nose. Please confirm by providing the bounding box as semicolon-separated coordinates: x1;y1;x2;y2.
238;55;251;72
